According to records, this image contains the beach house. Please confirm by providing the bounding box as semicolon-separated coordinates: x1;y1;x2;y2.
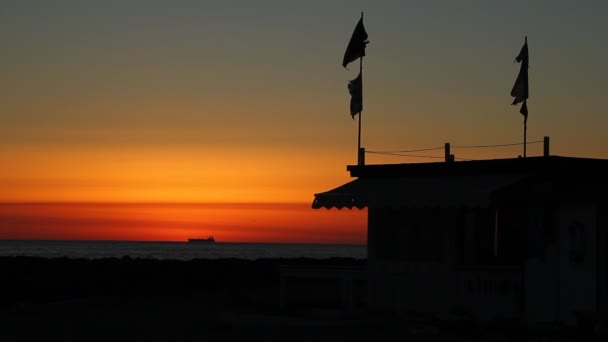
312;149;608;326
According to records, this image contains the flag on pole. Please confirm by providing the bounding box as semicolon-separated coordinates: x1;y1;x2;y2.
348;72;362;118
342;17;369;69
520;99;528;119
511;36;529;118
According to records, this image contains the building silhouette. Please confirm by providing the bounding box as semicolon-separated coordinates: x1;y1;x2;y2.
303;152;608;328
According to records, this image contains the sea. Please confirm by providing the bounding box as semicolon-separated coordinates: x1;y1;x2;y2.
0;240;367;260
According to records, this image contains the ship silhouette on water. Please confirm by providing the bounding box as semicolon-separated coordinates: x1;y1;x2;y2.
187;236;215;243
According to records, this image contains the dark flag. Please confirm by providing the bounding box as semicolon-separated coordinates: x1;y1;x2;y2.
520;99;528;120
342;17;369;68
511;37;529;106
348;72;362;118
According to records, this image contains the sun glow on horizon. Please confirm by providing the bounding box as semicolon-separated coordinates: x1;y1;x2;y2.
0;202;367;244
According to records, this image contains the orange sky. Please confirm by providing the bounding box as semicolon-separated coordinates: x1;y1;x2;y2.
2;2;607;242
1;144;355;203
0;202;367;244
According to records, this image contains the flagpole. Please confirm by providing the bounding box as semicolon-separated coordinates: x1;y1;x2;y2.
357;55;363;165
523;117;527;158
523;35;528;158
357;12;364;165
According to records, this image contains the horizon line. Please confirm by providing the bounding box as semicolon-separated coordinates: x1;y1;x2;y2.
0;238;366;246
0;200;314;205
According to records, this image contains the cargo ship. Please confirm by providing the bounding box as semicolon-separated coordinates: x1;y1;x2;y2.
187;236;215;243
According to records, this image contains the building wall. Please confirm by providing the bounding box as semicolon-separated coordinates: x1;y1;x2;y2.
367;207;456;312
495;206;527;264
371;208;444;262
367;207;378;264
367;206;521;318
600;201;608;314
370;207;496;264
525;202;598;325
524;204;560;323
556;202;597;324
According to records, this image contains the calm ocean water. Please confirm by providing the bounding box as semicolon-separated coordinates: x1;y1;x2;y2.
0;240;366;260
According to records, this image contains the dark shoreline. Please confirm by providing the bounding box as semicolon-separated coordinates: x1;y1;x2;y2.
0;256;592;341
1;256;365;306
1;256;376;341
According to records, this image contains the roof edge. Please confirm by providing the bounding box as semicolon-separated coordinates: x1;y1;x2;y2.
346;155;608;178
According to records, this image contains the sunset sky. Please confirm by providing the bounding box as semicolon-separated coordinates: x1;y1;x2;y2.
1;1;607;242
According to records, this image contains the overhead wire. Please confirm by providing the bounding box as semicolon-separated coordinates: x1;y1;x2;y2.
365;139;545;161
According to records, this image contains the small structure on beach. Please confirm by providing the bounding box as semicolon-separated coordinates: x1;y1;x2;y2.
312;151;608;326
284;16;607;329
